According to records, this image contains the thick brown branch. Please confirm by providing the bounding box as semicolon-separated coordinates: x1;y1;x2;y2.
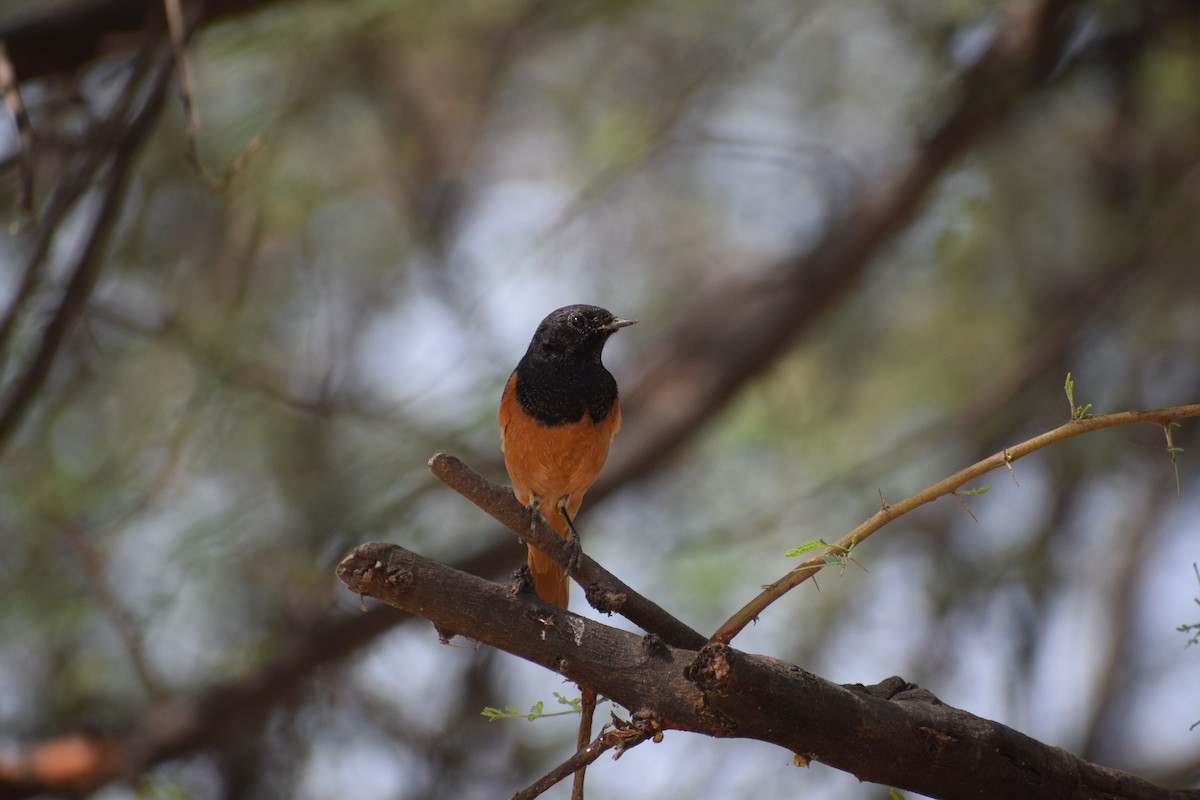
428;452;707;651
338;542;1198;800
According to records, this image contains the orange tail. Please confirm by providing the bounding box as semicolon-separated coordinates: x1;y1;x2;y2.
528;504;571;607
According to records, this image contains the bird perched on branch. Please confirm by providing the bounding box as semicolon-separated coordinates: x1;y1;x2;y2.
498;304;636;607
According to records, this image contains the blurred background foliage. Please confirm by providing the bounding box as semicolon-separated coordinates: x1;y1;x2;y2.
0;0;1198;798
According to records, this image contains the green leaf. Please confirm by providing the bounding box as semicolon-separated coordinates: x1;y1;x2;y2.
786;538;830;558
1064;372;1095;419
481;694;592;723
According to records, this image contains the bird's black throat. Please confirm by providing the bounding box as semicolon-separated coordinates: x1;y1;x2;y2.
511;355;618;426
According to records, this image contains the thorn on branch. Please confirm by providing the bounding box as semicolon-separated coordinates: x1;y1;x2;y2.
950;492;978;522
1004;449;1019;485
1162;421;1183;500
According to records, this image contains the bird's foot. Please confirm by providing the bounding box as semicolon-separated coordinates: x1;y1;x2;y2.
559;506;583;583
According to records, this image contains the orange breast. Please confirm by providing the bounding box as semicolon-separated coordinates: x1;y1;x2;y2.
498;372;621;523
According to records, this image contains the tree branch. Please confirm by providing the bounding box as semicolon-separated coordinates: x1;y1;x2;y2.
0;40;176;457
710;404;1200;644
428;452;707;651
509;711;661;800
597;0;1080;496
337;542;1199;800
0;0;284;82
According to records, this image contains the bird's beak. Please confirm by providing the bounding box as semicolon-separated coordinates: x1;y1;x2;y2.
601;317;638;331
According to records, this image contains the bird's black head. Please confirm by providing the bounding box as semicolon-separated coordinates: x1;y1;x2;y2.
525;304;637;364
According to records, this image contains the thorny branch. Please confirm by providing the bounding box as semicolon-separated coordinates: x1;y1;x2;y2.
710;404;1200;644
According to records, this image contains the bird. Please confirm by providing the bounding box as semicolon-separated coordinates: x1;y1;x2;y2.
498;304;637;607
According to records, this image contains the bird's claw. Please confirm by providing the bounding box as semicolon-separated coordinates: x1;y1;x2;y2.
560;528;582;584
559;506;583;583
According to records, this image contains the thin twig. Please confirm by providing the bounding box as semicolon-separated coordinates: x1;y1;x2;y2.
509;712;661;800
163;0;263;191
0;41;35;225
709;404;1200;644
510;729;615;800
58;521;163;701
571;686;597;800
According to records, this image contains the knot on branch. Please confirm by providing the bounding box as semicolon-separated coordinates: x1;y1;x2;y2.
584;583;627;613
684;642;736;694
507;564;535;597
854;675;919;700
639;633;670;660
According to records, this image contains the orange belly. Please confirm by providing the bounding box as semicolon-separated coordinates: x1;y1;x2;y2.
498;372;621;605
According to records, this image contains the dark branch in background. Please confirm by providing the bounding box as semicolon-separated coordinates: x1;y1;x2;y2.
0;21;166;369
0;599;408;799
596;0;1078;494
337;543;1199;800
0;39;177;457
0;0;281;82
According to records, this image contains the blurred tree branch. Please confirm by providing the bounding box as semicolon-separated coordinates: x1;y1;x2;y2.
0;0;282;82
0;38;176;455
597;0;1081;493
0;601;407;799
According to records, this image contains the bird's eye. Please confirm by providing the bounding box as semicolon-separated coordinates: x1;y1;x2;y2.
569;314;586;331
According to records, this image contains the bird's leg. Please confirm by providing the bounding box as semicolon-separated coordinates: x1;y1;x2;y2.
526;495;543;540
558;502;583;583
